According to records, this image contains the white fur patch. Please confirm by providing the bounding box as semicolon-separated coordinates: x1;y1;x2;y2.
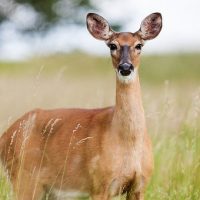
116;68;138;84
52;189;88;199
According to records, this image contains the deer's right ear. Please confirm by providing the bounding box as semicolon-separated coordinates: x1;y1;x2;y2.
86;13;114;41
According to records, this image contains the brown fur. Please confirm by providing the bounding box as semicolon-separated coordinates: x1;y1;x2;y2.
0;13;162;200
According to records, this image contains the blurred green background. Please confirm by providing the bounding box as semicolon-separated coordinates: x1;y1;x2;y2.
0;53;200;83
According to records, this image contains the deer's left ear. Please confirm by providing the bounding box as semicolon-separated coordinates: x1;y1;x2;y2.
139;13;162;40
86;13;114;41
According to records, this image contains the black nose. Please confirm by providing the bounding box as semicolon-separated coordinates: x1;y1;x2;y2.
118;63;134;76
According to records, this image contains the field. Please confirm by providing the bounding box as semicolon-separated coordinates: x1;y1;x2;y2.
0;52;199;199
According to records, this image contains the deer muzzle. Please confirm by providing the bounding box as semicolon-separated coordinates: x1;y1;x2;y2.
118;45;134;76
118;63;133;76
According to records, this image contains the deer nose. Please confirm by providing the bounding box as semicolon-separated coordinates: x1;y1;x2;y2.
118;63;134;76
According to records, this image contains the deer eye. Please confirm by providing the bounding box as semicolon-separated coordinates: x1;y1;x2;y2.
135;44;143;50
108;43;117;51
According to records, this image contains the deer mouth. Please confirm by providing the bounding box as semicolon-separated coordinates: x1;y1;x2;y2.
116;68;136;84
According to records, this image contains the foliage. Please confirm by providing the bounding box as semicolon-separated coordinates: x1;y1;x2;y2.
0;0;95;31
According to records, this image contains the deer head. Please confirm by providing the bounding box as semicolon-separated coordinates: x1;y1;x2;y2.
86;12;162;84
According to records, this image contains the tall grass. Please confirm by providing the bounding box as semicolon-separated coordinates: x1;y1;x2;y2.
147;125;200;200
0;53;200;199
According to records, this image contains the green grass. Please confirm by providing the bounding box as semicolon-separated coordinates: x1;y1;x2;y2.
146;125;200;200
0;168;12;200
0;52;200;83
140;53;200;83
0;52;113;78
0;52;200;199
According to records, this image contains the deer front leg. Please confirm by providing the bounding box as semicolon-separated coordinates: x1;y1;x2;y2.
127;190;144;200
126;175;145;200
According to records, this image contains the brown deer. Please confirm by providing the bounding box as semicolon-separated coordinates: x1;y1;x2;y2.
0;12;162;200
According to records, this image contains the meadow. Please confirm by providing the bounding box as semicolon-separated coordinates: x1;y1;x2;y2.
0;52;199;199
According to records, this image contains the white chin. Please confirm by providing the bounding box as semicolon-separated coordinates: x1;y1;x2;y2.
116;70;137;84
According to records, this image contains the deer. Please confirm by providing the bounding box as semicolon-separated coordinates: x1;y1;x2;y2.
0;12;162;200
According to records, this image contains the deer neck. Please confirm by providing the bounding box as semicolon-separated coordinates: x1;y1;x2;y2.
112;73;146;140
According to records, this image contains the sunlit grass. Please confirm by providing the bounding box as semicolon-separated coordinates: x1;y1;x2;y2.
0;53;200;199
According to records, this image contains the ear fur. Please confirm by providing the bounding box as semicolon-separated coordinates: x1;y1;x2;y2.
139;12;162;40
86;13;114;40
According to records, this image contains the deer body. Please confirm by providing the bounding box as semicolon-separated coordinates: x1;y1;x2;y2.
0;12;162;200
